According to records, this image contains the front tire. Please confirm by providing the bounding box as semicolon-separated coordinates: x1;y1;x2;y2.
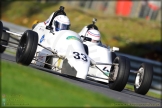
134;63;153;95
109;56;130;91
16;30;38;65
111;52;116;62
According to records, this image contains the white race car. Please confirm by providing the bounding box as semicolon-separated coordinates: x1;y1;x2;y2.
78;18;153;95
0;7;153;95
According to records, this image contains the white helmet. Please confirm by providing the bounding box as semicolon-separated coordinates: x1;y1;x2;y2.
85;29;101;43
53;15;70;31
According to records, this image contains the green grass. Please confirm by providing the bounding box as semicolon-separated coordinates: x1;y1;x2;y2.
125;84;161;99
1;1;161;62
2;60;133;107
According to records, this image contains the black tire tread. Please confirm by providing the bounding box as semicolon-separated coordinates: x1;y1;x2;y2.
16;30;38;65
134;63;153;95
109;56;130;91
0;27;10;53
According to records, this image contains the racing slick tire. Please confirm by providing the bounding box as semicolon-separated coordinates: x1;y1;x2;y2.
16;30;38;66
111;52;117;62
0;27;10;53
0;21;3;52
109;56;130;91
134;63;153;95
0;21;2;33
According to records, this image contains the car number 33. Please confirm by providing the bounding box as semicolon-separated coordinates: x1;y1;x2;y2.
73;52;88;62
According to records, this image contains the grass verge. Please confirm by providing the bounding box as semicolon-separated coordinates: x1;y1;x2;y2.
1;60;133;107
125;84;161;99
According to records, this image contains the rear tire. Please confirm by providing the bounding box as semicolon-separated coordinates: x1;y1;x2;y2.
16;30;38;65
109;56;130;91
0;21;10;53
0;21;2;36
134;63;153;95
0;21;3;53
0;27;10;53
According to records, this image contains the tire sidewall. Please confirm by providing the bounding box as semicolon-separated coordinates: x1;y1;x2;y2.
1;27;10;45
134;63;153;95
111;52;117;63
109;56;130;91
0;23;10;53
0;21;2;38
16;30;38;65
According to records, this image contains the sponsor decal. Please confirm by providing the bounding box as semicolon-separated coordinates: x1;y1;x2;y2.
103;67;110;76
44;19;50;25
66;36;81;42
104;71;110;76
39;27;44;31
40;35;45;43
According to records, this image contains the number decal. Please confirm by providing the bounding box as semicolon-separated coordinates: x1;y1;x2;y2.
103;67;110;76
81;53;87;62
103;67;109;72
73;52;87;62
73;52;80;59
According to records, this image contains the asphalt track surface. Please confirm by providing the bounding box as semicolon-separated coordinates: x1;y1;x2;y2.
1;53;161;108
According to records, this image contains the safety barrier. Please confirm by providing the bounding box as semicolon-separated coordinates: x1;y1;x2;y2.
116;52;162;91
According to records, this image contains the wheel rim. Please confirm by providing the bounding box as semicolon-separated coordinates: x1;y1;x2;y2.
135;67;144;89
17;36;27;58
109;63;119;81
19;43;26;55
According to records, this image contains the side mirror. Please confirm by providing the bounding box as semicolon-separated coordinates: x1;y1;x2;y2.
111;47;119;52
46;26;53;30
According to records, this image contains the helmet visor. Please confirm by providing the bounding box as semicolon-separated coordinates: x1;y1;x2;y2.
54;21;70;31
82;36;100;43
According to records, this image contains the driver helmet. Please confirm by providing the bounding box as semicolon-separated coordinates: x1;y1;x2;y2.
85;29;101;43
53;15;70;31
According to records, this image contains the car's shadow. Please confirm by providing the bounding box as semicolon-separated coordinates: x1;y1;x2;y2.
31;64;110;89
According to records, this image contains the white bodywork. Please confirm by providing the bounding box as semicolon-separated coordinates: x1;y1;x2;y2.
0;18;152;94
85;42;112;83
32;22;90;79
79;26;119;83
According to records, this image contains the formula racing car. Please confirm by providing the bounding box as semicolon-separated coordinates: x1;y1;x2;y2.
0;7;153;95
78;18;153;95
